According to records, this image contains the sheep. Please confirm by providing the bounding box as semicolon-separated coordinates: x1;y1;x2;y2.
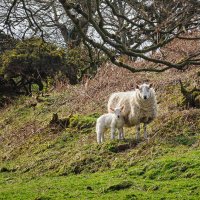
107;83;157;141
96;106;125;144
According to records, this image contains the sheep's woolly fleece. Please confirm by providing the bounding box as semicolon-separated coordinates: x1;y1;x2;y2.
107;85;157;127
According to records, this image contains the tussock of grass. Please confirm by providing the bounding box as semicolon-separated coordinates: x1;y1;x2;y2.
105;181;133;192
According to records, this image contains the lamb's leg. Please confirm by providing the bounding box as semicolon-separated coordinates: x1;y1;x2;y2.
136;124;140;141
143;123;148;139
111;127;115;140
118;128;121;139
118;127;124;139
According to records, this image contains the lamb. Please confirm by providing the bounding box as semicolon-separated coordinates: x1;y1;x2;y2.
96;106;125;144
107;83;157;141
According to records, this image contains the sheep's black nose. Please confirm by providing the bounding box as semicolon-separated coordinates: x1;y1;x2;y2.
144;96;147;99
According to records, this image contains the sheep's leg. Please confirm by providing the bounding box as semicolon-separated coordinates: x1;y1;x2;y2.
111;127;115;140
97;131;101;144
136;124;140;141
101;132;105;143
143;123;148;139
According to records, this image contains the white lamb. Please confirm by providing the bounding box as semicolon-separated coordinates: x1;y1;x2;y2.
107;83;157;141
96;106;125;144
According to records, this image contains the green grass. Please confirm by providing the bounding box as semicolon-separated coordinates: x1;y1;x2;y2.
0;82;200;199
1;152;200;200
1;136;200;199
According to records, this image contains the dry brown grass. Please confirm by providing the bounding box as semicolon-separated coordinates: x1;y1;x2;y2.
63;63;199;115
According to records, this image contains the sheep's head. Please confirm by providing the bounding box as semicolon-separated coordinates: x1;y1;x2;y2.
110;106;124;118
136;83;153;100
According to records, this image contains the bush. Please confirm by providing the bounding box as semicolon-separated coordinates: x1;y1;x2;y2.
1;38;66;95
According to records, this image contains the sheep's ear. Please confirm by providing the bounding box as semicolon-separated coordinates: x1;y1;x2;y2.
149;83;153;88
110;107;114;112
120;105;124;111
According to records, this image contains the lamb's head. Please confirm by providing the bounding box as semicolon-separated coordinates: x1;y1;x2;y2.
110;106;124;118
136;83;153;100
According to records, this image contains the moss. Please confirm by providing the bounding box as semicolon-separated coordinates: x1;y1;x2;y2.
69;114;96;130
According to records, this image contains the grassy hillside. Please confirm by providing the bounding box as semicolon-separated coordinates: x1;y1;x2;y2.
0;65;200;199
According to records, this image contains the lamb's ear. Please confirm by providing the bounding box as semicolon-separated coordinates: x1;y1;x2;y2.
109;107;114;112
149;83;153;88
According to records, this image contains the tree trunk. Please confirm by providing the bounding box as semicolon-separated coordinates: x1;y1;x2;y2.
179;80;200;109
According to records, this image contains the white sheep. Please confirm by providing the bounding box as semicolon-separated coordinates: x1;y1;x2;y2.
96;106;125;144
107;83;157;141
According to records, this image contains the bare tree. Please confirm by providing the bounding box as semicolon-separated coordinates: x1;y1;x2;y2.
0;0;97;48
1;0;69;45
2;0;200;73
58;0;200;72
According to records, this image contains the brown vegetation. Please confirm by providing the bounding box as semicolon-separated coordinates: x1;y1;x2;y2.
56;34;200;114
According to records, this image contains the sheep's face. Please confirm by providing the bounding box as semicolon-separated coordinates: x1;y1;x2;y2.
110;106;124;118
137;83;152;100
